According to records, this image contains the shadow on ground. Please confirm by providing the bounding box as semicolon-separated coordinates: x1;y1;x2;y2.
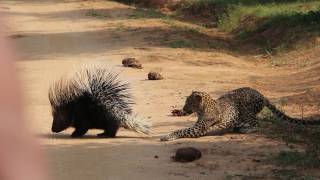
14;26;230;60
44;136;293;180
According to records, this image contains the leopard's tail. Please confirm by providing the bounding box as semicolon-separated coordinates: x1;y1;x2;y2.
264;99;320;125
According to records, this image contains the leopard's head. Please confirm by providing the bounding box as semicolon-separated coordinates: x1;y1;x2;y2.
183;91;211;114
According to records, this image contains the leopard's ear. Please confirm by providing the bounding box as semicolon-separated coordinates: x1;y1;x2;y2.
192;90;200;94
191;90;196;97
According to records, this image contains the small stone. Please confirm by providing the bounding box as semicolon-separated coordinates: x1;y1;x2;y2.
148;71;163;80
252;158;261;162
154;155;159;158
171;109;187;116
174;147;202;162
122;57;143;69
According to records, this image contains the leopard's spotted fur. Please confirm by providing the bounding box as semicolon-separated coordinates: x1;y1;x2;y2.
160;87;320;141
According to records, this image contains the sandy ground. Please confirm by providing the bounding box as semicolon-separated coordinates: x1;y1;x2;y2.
1;0;320;179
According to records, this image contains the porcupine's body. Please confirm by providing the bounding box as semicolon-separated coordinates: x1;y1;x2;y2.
161;87;320;141
48;65;151;138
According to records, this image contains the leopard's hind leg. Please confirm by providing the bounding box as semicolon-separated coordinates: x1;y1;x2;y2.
234;113;258;134
207;124;234;135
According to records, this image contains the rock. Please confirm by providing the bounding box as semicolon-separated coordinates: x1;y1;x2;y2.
171;109;187;116
173;147;202;162
122;58;143;69
148;71;163;80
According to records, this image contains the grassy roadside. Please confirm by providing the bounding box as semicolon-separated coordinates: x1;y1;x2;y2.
255;108;320;179
178;0;320;54
113;0;320;55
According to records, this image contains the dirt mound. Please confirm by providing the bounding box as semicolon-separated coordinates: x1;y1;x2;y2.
148;71;163;80
122;57;143;69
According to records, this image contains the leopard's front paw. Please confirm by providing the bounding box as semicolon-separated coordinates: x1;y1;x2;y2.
160;134;176;141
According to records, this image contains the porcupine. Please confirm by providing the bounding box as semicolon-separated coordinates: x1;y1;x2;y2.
48;64;151;138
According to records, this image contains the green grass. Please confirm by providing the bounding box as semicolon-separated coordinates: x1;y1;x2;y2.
258;106;320;167
257;107;320;145
223;169;315;180
114;0;320;54
86;9;109;18
217;2;320;32
272;169;315;180
128;8;166;19
257;107;320;178
112;0;136;4
168;40;196;48
265;152;318;179
272;150;320;168
179;0;320;53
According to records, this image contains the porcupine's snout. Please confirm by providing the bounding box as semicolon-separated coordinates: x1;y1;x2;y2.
52;122;63;133
51;113;71;133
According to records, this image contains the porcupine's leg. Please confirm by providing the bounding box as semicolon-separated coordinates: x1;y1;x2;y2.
97;127;119;138
97;118;120;138
71;128;89;137
71;108;90;137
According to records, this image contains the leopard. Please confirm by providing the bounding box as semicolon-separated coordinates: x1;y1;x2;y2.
160;87;320;141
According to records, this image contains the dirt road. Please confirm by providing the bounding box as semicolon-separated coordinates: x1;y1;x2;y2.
1;0;320;179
